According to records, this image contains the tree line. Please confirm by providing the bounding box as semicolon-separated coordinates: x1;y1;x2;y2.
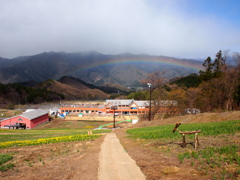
0;83;64;109
127;50;240;119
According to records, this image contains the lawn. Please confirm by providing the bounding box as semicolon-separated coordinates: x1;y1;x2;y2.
0;128;110;143
125;120;240;179
127;120;240;139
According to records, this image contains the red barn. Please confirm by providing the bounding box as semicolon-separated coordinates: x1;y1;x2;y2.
0;109;49;129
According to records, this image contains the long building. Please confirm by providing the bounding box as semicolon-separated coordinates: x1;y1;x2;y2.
0;109;49;129
60;99;177;116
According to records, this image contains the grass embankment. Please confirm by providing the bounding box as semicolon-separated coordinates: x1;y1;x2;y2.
127;120;240;179
127;120;240;139
0;110;22;118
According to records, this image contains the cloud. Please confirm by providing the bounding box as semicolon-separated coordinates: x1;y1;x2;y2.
0;0;239;58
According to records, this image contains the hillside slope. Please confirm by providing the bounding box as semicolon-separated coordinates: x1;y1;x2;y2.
37;79;109;100
133;111;240;128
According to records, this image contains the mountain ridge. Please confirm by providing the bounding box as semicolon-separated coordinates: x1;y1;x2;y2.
0;51;203;87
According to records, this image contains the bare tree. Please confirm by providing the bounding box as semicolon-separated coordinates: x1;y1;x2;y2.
141;71;168;120
186;88;199;113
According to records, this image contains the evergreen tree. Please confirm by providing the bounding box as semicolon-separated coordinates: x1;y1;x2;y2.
199;56;214;81
199;50;226;81
213;50;226;77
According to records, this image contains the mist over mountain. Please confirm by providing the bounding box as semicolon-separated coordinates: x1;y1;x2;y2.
0;51;203;87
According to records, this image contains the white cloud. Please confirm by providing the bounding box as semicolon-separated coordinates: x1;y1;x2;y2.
0;0;239;58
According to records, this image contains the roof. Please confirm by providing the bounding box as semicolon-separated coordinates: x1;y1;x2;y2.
134;101;149;107
0;109;49;122
106;99;150;107
106;99;134;106
50;107;59;110
105;99;177;107
21;109;48;120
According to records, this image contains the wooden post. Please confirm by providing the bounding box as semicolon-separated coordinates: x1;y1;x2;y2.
195;133;199;148
182;134;186;147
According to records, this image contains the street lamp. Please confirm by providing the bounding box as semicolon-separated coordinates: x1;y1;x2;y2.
147;83;152;121
111;105;118;128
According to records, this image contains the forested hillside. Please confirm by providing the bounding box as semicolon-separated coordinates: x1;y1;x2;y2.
128;50;240;118
0;77;110;108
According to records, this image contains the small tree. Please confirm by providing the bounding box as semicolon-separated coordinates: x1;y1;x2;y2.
199;50;227;82
199;57;214;81
141;71;168;120
186;88;199;113
168;87;186;115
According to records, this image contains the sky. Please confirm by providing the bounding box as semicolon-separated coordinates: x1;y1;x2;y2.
0;0;240;59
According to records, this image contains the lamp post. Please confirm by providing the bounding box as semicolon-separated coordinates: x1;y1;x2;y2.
147;83;152;121
111;105;117;128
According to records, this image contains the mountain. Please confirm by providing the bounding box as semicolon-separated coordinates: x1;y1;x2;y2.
37;78;109;100
58;76;127;94
0;77;110;107
0;51;203;87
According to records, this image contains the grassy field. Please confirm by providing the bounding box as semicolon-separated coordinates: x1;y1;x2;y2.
1;109;240;179
0;119;111;172
0;120;111;143
127;120;240;139
0;129;109;143
125;120;240;179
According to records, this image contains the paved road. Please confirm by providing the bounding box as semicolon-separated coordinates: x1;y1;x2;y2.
98;133;146;180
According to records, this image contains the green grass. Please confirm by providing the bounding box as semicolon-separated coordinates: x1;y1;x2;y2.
0;129;110;143
0;154;13;165
126;120;240;179
0;163;15;172
178;145;240;164
0;134;102;149
178;145;240;179
0;154;15;172
126;120;240;139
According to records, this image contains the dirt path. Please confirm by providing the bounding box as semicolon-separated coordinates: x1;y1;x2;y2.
98;132;146;180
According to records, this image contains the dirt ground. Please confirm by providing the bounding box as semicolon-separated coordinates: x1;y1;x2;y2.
0;136;104;180
0;111;240;179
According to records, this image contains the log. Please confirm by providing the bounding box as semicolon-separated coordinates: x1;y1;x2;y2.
172;122;181;132
179;130;201;134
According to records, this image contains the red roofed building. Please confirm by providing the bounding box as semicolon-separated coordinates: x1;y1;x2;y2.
0;109;49;129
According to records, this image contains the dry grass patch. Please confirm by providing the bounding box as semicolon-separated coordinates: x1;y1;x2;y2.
0;135;105;180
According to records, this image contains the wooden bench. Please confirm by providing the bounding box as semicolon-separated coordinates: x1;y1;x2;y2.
173;122;201;148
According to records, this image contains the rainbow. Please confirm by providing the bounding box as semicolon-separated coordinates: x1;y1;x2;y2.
73;55;204;72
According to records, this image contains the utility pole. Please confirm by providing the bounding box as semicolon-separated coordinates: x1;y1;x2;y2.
111;105;117;128
147;83;152;121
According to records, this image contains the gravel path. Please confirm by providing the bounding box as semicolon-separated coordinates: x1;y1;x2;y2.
98;132;146;180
